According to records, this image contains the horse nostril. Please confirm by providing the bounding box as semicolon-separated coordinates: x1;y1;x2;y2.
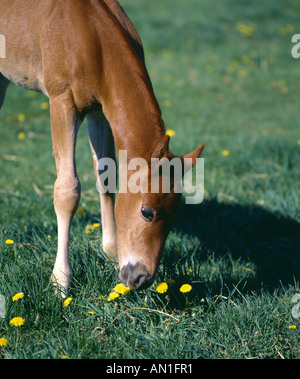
118;263;151;290
118;265;130;285
132;273;148;289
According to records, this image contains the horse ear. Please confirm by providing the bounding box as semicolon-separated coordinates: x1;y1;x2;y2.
181;143;204;175
151;135;170;159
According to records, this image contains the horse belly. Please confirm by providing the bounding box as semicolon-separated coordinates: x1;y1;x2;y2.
0;0;49;95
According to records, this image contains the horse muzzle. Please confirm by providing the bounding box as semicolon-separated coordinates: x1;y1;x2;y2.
118;262;154;290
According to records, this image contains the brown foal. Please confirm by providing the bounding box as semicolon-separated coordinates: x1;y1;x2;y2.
0;0;204;294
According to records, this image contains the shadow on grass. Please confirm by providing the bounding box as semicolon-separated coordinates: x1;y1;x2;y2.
67;197;300;310
161;197;300;308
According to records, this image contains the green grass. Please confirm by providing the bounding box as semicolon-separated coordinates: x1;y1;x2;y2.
1;0;300;359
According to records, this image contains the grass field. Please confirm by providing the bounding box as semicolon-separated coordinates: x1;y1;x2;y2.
1;0;300;359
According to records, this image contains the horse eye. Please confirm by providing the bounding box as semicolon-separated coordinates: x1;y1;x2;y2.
141;206;155;222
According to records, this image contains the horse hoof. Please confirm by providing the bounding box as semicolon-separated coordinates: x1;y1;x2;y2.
51;273;70;298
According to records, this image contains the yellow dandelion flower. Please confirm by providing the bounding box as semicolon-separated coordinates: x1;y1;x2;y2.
88;311;96;315
238;68;251;79
205;65;214;74
12;292;24;301
40;102;49;110
297;139;300;146
85;224;94;234
60;355;68;359
63;297;73;307
286;24;295;33
236;22;256;37
241;55;250;64
165;74;174;83
278;27;287;36
26;91;36;98
113;283;125;293
114;283;131;295
180;284;192;293
166;129;176;137
221;150;230;157
5;239;14;245
108;292;120;301
122;287;131;295
288;325;296;329
10;317;25;327
18;132;26;140
155;282;168;294
0;338;8;347
93;223;101;228
227;60;238;74
163;99;172;107
17;113;26;122
279;24;294;36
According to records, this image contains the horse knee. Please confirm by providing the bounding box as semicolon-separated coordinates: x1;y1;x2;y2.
54;176;81;217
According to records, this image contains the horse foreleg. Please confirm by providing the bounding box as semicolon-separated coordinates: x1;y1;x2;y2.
50;89;81;296
87;111;117;261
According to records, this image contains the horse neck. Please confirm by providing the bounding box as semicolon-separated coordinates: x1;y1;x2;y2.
104;81;165;161
95;2;165;160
